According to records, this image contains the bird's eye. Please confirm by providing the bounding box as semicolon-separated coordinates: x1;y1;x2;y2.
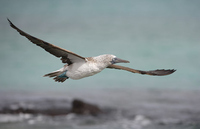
111;58;116;64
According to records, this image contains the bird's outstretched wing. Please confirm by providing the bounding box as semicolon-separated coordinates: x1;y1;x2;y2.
7;19;85;64
107;64;176;76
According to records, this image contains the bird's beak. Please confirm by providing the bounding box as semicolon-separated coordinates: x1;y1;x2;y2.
115;58;130;63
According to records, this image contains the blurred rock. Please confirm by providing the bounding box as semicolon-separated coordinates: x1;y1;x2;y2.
71;99;102;116
0;99;102;116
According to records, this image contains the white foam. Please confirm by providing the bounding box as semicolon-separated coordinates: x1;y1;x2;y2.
0;114;32;123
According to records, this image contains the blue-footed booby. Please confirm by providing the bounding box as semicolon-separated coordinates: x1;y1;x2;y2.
8;19;176;82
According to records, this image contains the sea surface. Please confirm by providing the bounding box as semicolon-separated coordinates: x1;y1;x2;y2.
0;89;200;129
0;0;200;129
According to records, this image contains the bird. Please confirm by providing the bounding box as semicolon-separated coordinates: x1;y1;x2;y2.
8;19;176;83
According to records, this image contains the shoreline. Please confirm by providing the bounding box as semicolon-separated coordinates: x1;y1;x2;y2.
0;88;200;126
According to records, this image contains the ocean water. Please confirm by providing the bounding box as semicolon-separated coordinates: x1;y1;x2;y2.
0;0;200;129
0;89;200;129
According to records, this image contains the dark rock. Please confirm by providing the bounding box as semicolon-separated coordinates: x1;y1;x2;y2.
0;99;102;116
0;106;70;116
71;99;102;116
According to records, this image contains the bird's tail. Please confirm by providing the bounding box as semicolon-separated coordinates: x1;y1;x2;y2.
43;65;69;83
43;70;68;83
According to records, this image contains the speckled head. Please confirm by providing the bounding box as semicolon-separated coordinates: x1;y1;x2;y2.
110;55;130;64
97;54;130;65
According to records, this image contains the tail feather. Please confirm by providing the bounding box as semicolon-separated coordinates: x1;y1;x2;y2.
53;76;68;82
43;71;61;77
43;71;68;83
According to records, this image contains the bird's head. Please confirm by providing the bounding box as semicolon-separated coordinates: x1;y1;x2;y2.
100;54;129;65
95;54;130;68
109;55;130;64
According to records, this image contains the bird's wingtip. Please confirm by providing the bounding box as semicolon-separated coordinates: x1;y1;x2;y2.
171;69;176;73
7;18;14;28
164;69;176;75
7;18;11;24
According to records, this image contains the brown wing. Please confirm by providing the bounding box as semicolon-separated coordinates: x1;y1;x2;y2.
107;64;176;76
8;19;85;64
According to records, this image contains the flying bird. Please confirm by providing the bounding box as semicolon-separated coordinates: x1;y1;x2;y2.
8;19;175;82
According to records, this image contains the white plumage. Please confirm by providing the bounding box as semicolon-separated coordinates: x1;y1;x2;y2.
67;61;101;80
8;19;176;83
64;54;116;80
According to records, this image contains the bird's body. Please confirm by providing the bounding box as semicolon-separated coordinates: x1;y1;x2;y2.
8;19;176;83
67;57;102;80
49;54;118;81
68;55;111;79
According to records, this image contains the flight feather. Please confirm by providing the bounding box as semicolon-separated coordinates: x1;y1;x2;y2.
7;18;85;64
107;64;176;76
